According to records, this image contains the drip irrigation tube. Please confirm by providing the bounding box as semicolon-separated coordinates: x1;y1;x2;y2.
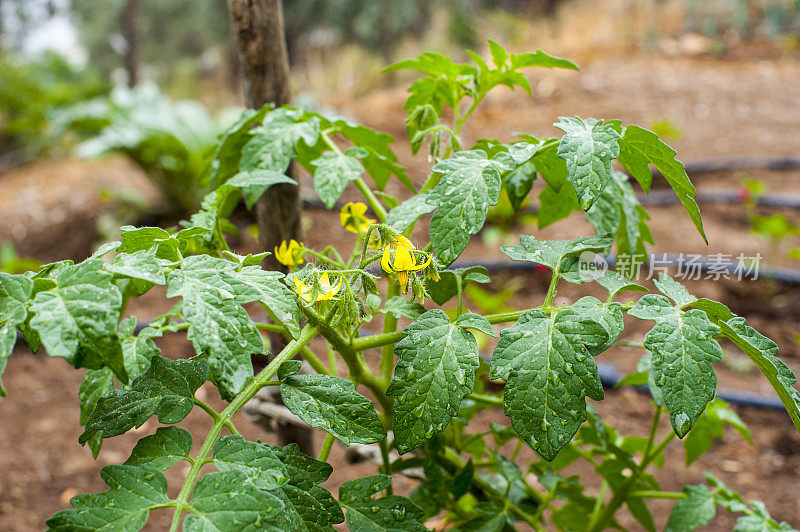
300;188;800;213
449;254;800;285
597;363;785;411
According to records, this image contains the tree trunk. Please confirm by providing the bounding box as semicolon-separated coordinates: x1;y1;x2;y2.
122;0;141;88
227;0;312;455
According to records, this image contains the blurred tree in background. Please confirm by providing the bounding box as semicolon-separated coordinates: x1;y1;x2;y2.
69;0;232;78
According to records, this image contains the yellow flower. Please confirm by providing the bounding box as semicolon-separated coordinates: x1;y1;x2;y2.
274;239;304;268
294;272;342;302
381;244;432;294
339;202;375;234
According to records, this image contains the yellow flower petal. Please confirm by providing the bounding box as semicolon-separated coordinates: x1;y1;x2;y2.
393;247;414;271
294;277;313;302
390;234;413;250
340;202;374;234
408;253;433;272
381;246;394;273
397;271;409;293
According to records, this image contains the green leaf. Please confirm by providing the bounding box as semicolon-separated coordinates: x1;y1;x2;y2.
586;171;653;259
182;471;285;532
426;266;490;306
339;475;426;532
381;296;426;320
121;325;162;381
594;270;647;297
491;308;606;460
118;226;182;261
225;169;298;209
29;259;127;382
537;178;579;228
278;360;302;380
717;317;800;435
654;273;697;308
617;125;706;242
385;192;435;231
427;150;507;265
240;108;319;173
554;117;621;210
509;49;579;71
629;297;722;437
209;106;269;188
665;485;716;532
280;374;386;445
124;427;193;471
46;465;168;532
167;255;299;399
503;161;537;211
312;151;363;209
212;436;344;530
105;248;166;289
80;356;208;444
79;367;114;427
501;234;611;278
0;323;15;396
336;120;413;191
683;399;751;466
0;271;33;324
0;272;32;395
570;297;624;355
455;312;496;337
387;309;480;453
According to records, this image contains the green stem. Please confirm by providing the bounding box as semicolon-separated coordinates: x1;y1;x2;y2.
352;309;528;353
327;343;337;375
300;304;390;414
438;448;540;528
379;439;393;495
467;392;503;408
456;278;464;317
255;322;287;334
168;325;319;532
300;247;341;267
587;480;609;530
318;433;335;461
379;280;399;381
321;245;344;264
628;490;687;500
455;91;485;133
587;406;673;532
299;345;330;375
354;178;387;223
543;270;560;308
192;398;238;435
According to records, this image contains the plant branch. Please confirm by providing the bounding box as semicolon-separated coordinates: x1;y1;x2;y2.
168;324;319;531
318;433;335;461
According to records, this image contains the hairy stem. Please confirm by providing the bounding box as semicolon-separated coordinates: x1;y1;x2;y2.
168;324;319;531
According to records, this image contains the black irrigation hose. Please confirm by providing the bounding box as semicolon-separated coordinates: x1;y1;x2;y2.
668;155;800;176
638;189;800;209
449;255;800;285
301;188;800;214
597;363;786;411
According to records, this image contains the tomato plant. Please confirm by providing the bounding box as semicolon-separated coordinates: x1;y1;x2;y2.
2;41;798;531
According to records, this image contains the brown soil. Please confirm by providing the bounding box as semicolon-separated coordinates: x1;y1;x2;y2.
2;49;800;530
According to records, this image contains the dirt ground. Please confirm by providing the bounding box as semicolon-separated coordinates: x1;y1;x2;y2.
1;49;800;530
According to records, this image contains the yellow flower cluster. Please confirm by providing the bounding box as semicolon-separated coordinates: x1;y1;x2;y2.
339;202;375;234
274;239;304;268
380;235;432;294
293;272;342;303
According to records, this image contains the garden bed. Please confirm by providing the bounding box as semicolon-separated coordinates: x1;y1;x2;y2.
1;49;799;530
